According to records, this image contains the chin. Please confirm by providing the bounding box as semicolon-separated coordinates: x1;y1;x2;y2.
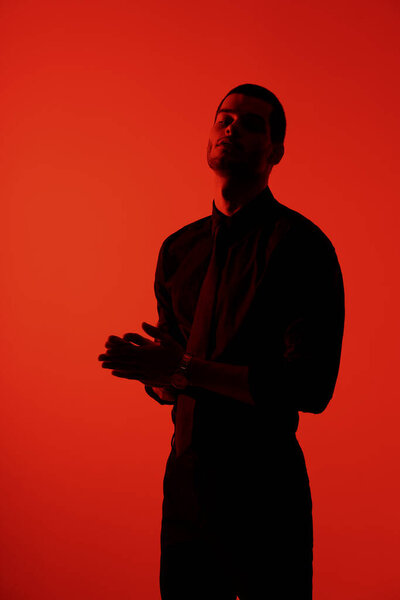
208;154;237;170
209;158;253;178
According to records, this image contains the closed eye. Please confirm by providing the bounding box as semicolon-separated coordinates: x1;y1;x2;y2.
216;111;266;132
241;115;266;132
216;117;232;126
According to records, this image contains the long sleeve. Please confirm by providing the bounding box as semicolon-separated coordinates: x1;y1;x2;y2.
144;239;183;406
248;225;345;415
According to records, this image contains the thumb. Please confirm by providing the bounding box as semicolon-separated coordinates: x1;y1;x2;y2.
141;321;169;342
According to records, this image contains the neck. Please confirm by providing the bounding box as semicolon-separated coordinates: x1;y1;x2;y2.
213;171;270;216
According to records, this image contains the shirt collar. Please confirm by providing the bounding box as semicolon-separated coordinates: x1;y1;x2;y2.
211;185;277;238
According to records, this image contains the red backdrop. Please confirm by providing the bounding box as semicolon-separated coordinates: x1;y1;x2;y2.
1;1;399;598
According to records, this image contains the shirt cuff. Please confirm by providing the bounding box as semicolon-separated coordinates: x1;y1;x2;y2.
144;385;176;405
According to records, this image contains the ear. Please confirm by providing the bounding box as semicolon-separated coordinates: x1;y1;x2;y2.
270;143;285;165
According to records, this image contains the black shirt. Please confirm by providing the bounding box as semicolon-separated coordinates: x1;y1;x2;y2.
146;186;345;456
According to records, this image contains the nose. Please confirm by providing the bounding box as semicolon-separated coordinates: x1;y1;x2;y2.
225;120;239;137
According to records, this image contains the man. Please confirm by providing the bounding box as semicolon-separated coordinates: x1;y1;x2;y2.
98;83;345;599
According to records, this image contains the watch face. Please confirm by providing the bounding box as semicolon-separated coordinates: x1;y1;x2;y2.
171;372;188;390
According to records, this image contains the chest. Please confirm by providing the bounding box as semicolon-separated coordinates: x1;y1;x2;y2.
166;227;286;358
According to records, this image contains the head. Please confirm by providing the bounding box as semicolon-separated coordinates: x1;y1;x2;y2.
207;83;286;180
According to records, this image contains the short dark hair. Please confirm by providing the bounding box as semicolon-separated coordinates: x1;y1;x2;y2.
215;83;286;144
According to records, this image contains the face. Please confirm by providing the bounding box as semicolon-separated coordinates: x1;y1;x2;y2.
207;93;283;177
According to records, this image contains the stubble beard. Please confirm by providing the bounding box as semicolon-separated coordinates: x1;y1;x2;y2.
206;140;263;179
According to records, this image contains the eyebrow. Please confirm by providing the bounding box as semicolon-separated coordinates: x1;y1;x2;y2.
216;109;266;122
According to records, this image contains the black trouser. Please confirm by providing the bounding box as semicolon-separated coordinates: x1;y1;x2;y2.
160;444;313;599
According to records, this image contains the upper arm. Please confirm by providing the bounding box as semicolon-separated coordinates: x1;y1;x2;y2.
248;226;345;415
281;234;345;412
154;240;186;347
143;240;182;405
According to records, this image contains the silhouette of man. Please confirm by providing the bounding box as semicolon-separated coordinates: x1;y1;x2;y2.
98;84;345;599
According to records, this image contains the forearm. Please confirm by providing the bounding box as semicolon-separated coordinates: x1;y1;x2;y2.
190;357;255;406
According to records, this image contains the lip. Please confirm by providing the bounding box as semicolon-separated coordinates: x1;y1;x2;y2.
217;138;237;147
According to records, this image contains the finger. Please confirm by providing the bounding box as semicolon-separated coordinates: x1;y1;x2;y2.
111;370;141;380
99;353;131;364
141;321;168;341
100;344;138;359
123;332;152;345
139;379;168;387
141;322;180;348
105;335;129;348
102;361;122;369
101;360;141;370
106;365;146;379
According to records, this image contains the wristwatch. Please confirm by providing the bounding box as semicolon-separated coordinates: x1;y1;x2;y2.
170;352;193;390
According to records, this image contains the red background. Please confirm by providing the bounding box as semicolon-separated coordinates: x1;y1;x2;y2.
1;1;399;598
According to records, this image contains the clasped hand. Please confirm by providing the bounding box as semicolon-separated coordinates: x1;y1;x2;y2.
98;322;184;387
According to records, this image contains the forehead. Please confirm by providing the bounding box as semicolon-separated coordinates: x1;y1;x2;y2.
218;93;272;121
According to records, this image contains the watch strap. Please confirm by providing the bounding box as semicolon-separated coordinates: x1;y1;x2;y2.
171;352;193;389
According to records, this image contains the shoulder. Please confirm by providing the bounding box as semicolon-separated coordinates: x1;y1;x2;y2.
156;215;211;268
272;200;337;257
266;202;344;302
160;215;211;251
